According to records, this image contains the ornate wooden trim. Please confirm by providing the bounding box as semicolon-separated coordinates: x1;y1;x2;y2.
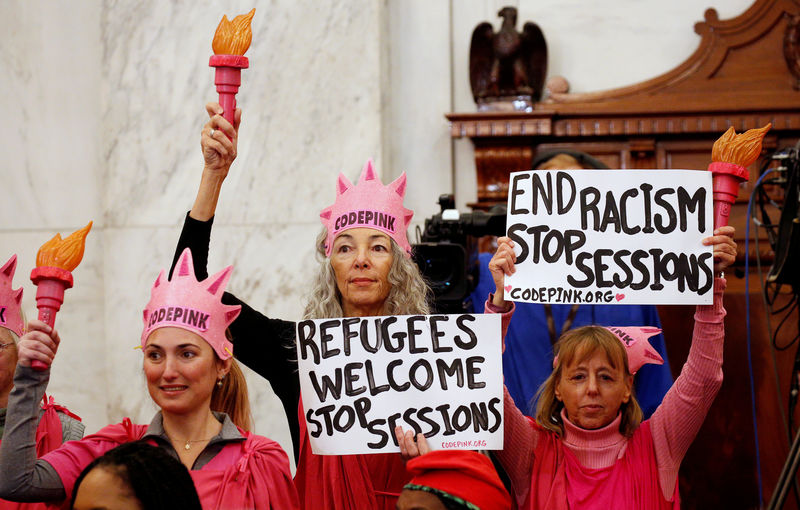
542;0;800;113
447;110;800;139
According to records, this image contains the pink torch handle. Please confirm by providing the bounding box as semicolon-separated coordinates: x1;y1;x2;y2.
710;162;749;229
29;267;73;371
209;55;249;127
216;69;240;126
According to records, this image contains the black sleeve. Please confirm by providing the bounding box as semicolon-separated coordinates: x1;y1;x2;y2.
172;213;301;461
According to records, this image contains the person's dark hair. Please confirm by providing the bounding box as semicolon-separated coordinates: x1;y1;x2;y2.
70;441;202;510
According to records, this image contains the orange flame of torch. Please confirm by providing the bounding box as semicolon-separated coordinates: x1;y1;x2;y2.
212;8;255;56
712;124;772;166
36;222;93;271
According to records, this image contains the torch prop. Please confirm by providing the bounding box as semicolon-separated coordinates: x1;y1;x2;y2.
29;222;92;371
209;9;255;126
709;124;771;228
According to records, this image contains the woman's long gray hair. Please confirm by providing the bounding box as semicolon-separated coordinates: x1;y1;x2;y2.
303;228;431;319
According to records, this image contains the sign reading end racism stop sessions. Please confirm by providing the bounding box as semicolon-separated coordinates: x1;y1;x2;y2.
505;169;714;305
296;314;503;455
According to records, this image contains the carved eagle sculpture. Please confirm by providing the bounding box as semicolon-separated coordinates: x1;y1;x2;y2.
470;7;547;107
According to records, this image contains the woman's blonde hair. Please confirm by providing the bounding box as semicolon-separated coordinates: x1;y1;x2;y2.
534;326;643;438
210;356;253;431
302;227;431;319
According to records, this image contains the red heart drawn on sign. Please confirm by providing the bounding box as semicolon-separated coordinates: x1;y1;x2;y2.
615;293;625;301
504;285;513;293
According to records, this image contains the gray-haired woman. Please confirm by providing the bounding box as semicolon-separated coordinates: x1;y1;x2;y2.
174;102;431;509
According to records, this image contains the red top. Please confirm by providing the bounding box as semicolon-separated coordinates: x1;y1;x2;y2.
294;400;409;509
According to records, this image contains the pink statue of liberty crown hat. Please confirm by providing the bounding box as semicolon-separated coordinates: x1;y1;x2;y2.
0;254;25;338
319;158;414;258
141;248;241;360
553;326;664;375
603;326;664;375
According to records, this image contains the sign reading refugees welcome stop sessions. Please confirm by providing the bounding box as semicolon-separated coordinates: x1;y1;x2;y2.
504;169;714;305
296;314;503;455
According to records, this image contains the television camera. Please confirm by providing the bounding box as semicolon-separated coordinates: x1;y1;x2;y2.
412;194;506;313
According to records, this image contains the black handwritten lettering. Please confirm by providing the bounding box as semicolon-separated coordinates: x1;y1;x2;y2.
619;188;640;234
452;406;471;432
466;356;486;389
508;223;530;264
654;189;677;233
309;370;342;402
409;359;434;390
454;315;478;349
470;402;489;432
365;359;390;396
510;173;531;214
678;186;707;233
306;408;323;437
429;315;452;352
320;319;341;359
406;316;428;354
488;397;502;432
417;407;440;436
341;318;360;356
436;358;464;390
580;187;601;231
556;172;576;213
343;362;366;396
334;406;356;432
387;359;410;391
297;321;319;363
531;172;554;214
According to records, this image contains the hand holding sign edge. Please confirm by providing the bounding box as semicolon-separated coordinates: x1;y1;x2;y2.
395;425;431;462
488;237;516;309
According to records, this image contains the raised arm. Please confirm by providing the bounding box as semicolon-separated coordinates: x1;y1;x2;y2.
649;226;736;500
190;102;241;222
0;320;67;502
484;237;538;507
172;104;301;460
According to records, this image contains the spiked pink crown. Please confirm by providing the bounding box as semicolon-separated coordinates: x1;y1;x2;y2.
141;248;241;360
0;255;25;338
603;326;664;374
553;326;664;375
319;159;414;257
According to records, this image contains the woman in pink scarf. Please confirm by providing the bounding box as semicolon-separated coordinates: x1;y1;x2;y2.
0;249;299;510
482;227;736;509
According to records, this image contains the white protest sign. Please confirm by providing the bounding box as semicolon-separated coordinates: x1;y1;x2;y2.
505;169;714;305
296;314;503;455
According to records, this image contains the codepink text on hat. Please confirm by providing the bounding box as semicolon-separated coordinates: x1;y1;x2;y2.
319;159;414;257
141;248;241;360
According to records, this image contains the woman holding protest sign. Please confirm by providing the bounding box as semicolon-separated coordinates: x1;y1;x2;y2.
477;227;736;508
173;102;432;509
0;249;299;509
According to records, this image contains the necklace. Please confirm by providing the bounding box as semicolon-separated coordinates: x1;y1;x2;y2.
181;438;212;451
165;433;214;451
164;415;220;451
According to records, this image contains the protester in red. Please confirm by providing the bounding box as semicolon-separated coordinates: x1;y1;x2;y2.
0;249;299;509
0;254;84;510
481;230;735;509
175;102;433;509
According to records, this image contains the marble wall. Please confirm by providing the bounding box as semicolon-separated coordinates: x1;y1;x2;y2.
0;0;753;467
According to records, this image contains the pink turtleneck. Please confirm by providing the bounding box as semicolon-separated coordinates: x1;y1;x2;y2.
488;278;726;508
